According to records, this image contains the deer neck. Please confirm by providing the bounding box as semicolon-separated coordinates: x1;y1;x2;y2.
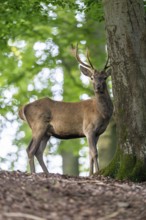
95;86;113;119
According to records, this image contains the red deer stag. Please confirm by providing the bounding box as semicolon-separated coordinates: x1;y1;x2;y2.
19;45;113;176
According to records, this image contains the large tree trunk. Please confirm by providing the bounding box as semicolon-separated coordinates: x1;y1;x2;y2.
102;0;146;181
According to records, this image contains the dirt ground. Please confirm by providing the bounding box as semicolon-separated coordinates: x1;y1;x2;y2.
0;171;146;220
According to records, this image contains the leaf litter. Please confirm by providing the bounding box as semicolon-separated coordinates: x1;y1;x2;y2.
0;171;146;220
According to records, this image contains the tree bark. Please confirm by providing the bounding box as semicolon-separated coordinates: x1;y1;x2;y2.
102;0;146;181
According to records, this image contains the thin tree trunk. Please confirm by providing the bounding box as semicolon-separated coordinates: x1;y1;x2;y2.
61;150;79;176
102;0;146;181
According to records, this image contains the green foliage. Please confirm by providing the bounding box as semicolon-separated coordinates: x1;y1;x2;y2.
83;0;104;21
0;0;104;48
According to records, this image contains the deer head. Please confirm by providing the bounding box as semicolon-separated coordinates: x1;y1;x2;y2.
71;44;111;94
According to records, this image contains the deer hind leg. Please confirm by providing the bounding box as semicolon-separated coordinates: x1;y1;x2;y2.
35;135;50;174
27;137;44;174
87;133;99;176
26;126;48;173
26;139;35;173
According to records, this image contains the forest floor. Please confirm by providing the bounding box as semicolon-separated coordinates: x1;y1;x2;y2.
0;171;146;220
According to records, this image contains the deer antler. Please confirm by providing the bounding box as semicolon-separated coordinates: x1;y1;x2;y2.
86;49;94;69
71;44;94;69
103;54;110;71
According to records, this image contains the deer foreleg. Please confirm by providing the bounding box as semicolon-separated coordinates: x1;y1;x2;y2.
89;152;94;176
87;134;99;176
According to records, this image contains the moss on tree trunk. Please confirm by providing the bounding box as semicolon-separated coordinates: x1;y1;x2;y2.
101;147;146;182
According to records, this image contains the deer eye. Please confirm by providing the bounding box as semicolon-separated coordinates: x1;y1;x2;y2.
90;76;94;80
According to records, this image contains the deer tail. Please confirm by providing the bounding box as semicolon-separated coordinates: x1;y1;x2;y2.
19;105;27;122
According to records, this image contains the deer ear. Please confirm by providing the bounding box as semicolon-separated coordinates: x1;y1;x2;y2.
80;65;92;78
